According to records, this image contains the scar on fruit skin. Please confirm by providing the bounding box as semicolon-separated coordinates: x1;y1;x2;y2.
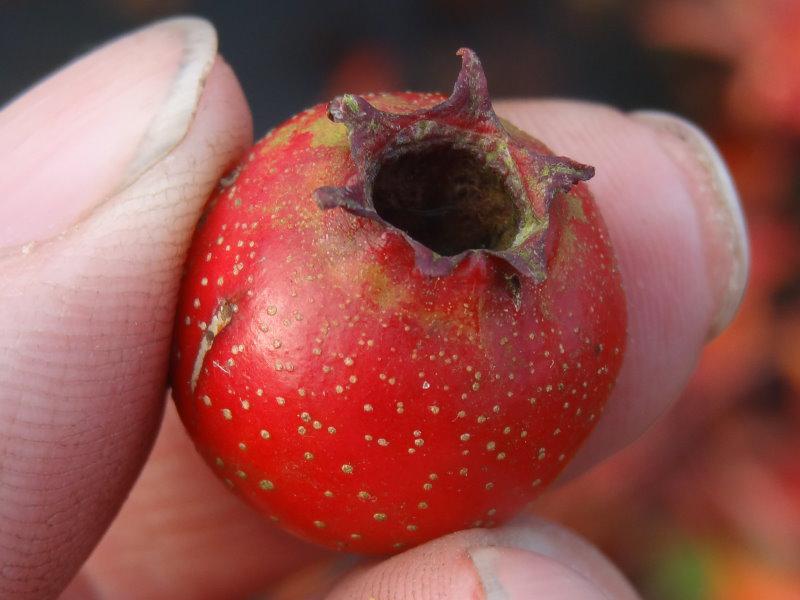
191;299;234;392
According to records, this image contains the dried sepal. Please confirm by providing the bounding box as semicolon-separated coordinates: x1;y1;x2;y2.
314;48;593;281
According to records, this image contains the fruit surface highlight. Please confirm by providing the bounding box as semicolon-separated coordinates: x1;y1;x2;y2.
170;49;626;554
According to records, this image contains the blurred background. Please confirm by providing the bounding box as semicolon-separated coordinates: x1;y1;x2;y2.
3;1;799;599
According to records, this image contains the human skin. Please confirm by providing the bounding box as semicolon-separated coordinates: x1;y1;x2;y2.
0;17;747;600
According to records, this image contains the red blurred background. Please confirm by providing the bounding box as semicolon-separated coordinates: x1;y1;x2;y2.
3;1;799;598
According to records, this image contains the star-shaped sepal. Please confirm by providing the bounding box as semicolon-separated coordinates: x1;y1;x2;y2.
314;48;594;281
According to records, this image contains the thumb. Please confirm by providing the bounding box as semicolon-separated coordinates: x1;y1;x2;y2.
0;17;251;600
326;517;639;599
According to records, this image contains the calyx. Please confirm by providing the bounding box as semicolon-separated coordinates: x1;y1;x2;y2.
314;48;594;281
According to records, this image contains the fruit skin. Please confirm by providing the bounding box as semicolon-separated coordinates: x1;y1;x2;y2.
170;49;626;554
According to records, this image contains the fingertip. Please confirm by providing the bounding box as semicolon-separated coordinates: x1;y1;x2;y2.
470;546;610;599
0;18;251;600
326;519;639;599
494;100;746;473
630;110;749;339
0;16;220;250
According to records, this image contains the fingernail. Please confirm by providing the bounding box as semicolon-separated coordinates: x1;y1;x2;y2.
0;16;216;249
630;111;749;338
470;546;610;599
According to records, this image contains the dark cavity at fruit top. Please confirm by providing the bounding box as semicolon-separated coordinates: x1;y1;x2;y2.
315;48;594;280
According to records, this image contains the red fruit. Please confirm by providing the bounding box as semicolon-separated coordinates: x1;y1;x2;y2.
171;49;626;554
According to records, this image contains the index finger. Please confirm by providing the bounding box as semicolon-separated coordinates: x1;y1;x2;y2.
494;100;747;476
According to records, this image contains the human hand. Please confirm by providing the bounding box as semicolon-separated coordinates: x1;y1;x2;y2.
0;17;747;600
